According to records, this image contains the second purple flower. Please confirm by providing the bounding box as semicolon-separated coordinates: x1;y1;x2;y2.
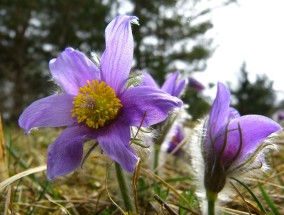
203;82;281;193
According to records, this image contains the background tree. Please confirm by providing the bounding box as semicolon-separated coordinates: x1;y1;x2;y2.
0;0;234;124
230;62;277;117
183;87;211;120
129;0;213;85
125;0;234;119
0;0;111;122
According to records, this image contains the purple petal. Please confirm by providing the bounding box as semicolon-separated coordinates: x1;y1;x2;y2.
188;77;205;91
120;86;183;127
161;72;186;97
47;125;94;180
49;47;100;95
277;111;284;121
19;94;76;133
206;82;230;145
167;126;184;154
96;120;138;172
161;72;178;95
174;79;186;97
228;107;240;119
175;125;184;142
223;115;281;165
100;15;138;94
140;72;159;88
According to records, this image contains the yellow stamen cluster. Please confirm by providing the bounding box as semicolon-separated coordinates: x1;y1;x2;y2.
71;80;122;129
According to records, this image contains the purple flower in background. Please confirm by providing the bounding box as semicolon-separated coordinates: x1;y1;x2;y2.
276;111;284;121
188;77;205;92
141;71;186;98
272;110;284;124
166;126;184;156
278;112;284;121
19;15;182;180
203;82;281;193
141;71;187;155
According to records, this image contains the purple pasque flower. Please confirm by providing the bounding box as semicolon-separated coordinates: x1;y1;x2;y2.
166;126;184;156
278;112;284;121
141;71;187;154
141;71;186;98
276;110;284;121
19;15;182;180
203;82;281;193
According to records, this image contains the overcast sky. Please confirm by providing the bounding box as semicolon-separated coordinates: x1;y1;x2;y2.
194;0;284;101
118;0;284;101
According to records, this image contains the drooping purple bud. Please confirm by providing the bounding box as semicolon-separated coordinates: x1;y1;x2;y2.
188;77;205;92
202;82;281;193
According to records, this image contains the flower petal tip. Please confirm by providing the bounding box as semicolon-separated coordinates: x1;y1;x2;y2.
46;173;54;181
119;154;138;173
23;129;32;135
65;47;75;52
18;116;31;134
124;163;136;173
130;16;139;25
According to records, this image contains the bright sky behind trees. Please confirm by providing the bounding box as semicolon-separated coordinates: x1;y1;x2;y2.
195;0;284;101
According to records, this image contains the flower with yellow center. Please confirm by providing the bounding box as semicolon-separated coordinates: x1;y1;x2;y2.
19;15;182;180
71;80;122;129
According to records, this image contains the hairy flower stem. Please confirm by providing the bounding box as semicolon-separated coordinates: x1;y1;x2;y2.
153;144;160;173
115;162;134;212
206;190;218;215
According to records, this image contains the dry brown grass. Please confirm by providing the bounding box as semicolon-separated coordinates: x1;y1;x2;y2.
1;126;284;214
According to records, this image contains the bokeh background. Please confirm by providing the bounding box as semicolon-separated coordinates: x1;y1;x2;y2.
1;0;283;125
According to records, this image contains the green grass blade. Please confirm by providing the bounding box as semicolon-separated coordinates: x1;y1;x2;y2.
259;184;280;215
3;185;12;215
28;180;50;215
6;138;44;187
6;140;58;199
231;177;267;214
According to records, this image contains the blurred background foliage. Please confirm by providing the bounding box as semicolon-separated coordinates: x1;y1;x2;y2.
0;0;279;125
230;63;277;117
